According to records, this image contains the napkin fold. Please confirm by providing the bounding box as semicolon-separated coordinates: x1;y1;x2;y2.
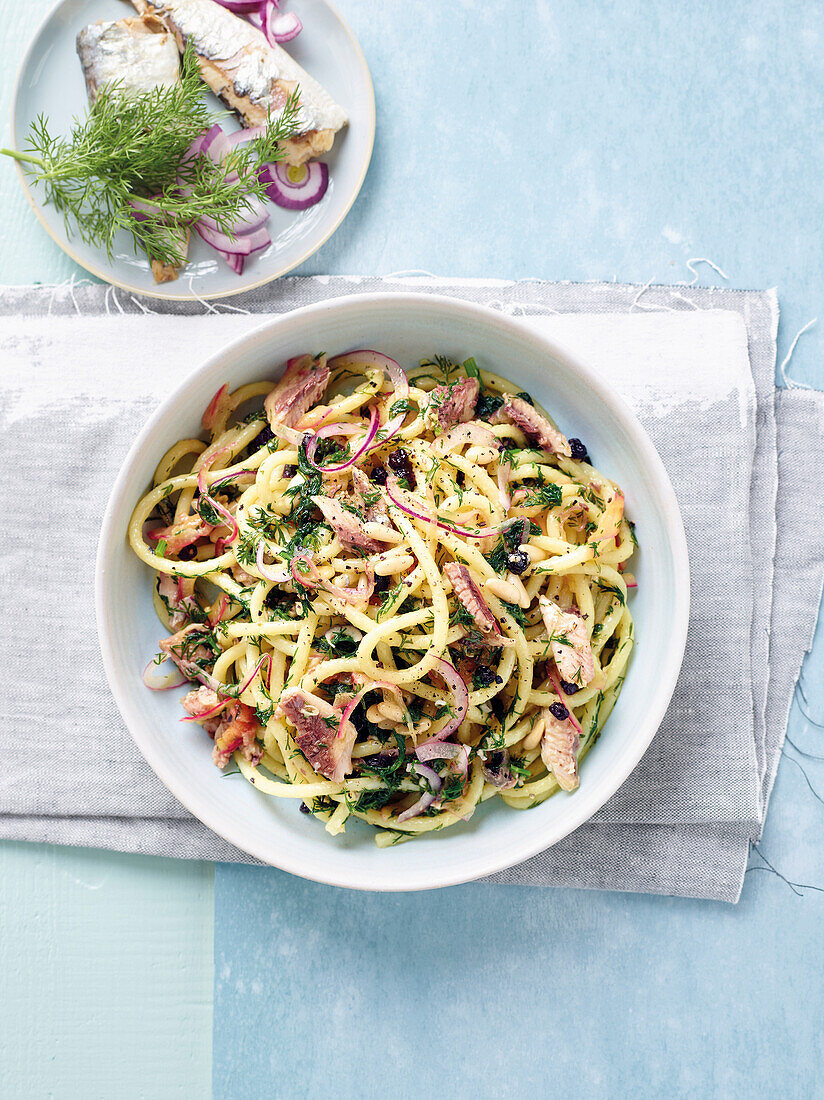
1;276;821;902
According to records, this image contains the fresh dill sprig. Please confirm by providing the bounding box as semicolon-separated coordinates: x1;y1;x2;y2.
1;43;301;267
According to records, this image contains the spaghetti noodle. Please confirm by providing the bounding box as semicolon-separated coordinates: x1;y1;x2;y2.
128;350;636;844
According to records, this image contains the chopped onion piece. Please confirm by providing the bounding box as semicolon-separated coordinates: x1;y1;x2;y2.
142;657;186;691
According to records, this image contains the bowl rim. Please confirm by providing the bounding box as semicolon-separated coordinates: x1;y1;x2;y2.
95;292;690;889
9;0;376;301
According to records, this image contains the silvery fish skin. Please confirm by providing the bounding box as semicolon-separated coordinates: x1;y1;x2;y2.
131;0;348;166
76;17;188;284
76;16;180;102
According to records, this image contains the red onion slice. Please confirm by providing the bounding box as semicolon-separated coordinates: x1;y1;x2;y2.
180;653;273;724
433;422;497;457
305;405;380;472
195;222;253;256
425;658;469;742
263;160;328;210
290;554;374;605
213;0;263;11
336;680;405;739
143;657;187;691
385;482;512;541
397;764;442;822
264;3;302;42
255;542;290;584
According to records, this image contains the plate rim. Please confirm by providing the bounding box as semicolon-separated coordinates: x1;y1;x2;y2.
9;0;376;302
95;291;691;891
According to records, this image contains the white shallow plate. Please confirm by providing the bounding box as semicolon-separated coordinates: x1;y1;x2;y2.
10;0;374;300
96;294;690;890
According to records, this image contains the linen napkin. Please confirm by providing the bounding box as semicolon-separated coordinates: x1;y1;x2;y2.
1;276;821;902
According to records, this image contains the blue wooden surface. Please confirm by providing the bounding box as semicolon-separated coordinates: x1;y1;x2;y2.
1;1;822;1098
212;2;824;1098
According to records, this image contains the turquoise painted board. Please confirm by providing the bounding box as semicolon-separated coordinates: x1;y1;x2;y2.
0;4;214;1098
212;1;824;1098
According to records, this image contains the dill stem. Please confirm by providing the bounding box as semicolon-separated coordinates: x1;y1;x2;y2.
0;147;45;168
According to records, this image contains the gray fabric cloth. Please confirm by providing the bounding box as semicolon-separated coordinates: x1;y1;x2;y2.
0;277;820;902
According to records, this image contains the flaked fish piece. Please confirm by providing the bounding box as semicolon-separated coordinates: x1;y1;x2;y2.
429;377;479;431
444;561;510;647
264;354;329;430
482;750;517;790
77;15;180;101
539;596;595;688
540;705;580;791
181;685;222;734
77;16;190;284
313;495;385;552
212;701;260;768
277;687;355;783
350;467;391;525
159;624;215;675
491;395;572;458
157;573;199;629
132;0;348;165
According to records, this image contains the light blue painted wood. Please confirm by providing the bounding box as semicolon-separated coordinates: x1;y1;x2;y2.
0;5;214;1098
212;2;824;1097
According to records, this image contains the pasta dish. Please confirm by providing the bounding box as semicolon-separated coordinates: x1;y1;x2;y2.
128;350;636;844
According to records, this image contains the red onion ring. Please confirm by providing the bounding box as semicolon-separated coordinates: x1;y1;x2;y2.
142;657;187;691
305;404;380;472
327;350;411;454
290;554;375;604
397;764;442;822
336;680;405;739
424;658;469;742
385;483;518;541
433;422;498;457
255;542;290;584
197;448;240;545
180;653;273;724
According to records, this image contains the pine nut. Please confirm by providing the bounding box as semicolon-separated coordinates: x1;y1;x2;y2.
522;717;545;752
374;553;415;576
376;701;404;723
484;577;522;604
505;573;531;608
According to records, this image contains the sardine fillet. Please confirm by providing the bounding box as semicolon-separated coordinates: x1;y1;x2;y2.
76;15;180;102
132;0;348;166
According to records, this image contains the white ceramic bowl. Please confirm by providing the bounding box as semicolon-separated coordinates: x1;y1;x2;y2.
96;293;689;890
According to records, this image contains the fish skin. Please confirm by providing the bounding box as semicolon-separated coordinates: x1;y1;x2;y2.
131;0;347;165
264;354;330;429
277;687;355;783
491;394;572;458
444;561;510;647
76;16;180;102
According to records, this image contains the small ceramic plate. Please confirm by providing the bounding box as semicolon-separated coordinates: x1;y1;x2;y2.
10;0;374;300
